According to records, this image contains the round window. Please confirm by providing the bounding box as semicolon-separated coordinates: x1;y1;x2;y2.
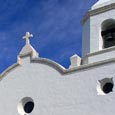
17;97;34;115
97;78;114;95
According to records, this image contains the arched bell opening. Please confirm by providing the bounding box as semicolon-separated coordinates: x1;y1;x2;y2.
101;19;115;48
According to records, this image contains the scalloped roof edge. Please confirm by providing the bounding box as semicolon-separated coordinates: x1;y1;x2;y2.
0;55;115;80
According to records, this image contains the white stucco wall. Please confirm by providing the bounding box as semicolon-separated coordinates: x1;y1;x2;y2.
0;56;115;115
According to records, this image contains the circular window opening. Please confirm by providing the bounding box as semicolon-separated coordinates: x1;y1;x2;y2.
24;101;34;113
17;97;34;115
103;82;113;94
97;78;114;95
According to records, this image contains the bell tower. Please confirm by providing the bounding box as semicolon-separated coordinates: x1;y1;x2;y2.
82;0;115;64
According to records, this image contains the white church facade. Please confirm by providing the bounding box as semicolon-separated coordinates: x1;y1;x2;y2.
0;0;115;115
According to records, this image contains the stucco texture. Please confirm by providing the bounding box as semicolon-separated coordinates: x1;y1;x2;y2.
0;56;115;115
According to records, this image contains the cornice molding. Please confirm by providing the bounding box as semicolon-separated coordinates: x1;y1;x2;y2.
0;54;115;79
82;3;115;24
85;46;115;57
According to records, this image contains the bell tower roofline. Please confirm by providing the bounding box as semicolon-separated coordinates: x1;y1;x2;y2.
91;0;115;10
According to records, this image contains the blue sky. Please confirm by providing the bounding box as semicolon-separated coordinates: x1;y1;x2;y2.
0;0;98;73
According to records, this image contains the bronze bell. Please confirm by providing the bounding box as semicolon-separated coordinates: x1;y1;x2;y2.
105;33;113;41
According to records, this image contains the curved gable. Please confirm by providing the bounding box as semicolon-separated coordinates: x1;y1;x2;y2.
0;56;66;80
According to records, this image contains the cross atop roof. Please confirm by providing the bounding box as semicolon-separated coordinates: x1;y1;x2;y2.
23;32;33;44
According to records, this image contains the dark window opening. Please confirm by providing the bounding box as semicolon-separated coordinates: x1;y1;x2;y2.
103;82;114;94
24;101;34;113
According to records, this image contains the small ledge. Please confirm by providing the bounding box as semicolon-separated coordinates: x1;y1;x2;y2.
84;46;115;58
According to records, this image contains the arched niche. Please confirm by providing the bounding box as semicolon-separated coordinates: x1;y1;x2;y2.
101;19;115;48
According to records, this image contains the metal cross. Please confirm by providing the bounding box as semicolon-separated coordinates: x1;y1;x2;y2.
23;32;33;44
